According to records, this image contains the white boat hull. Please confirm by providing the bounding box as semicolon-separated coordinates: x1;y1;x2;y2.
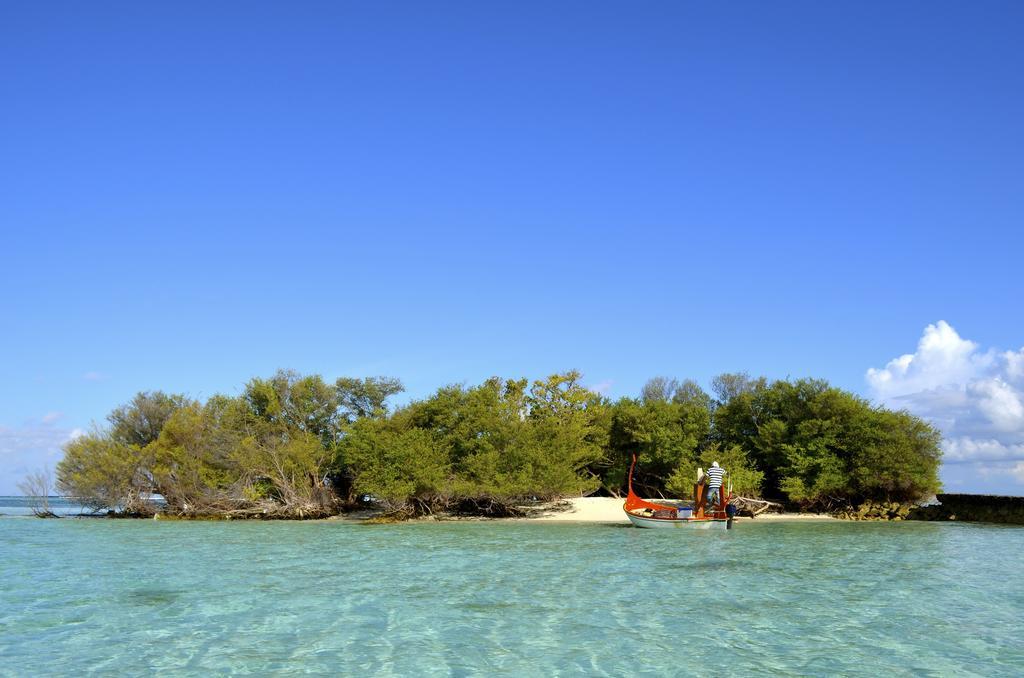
625;510;729;529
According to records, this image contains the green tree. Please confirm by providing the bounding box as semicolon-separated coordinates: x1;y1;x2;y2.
148;402;242;513
336;376;405;422
526;371;608;496
242;370;342;445
851;409;941;500
57;431;156;514
53;370;943;519
606;395;710;496
641;377;680;403
58;390;193;513
341;422;450;513
340;372;610;515
231;432;336;511
713;378;942;508
672;379;714;411
711;372;764;404
108;391;191;448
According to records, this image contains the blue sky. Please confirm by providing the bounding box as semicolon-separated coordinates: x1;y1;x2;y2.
2;2;1023;494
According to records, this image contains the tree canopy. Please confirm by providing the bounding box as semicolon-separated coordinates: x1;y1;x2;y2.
55;370;943;517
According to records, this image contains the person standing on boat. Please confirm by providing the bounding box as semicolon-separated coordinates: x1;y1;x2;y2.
705;461;727;509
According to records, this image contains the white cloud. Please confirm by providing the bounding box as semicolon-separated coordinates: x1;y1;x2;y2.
82;371;106;382
587;380;613;395
41;412;63;424
1005;348;1024;381
969;379;1024;432
866;321;993;397
866;321;1024;491
0;417;83;495
942;438;1024;462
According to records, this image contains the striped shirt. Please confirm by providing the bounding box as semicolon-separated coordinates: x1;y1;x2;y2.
705;466;726;489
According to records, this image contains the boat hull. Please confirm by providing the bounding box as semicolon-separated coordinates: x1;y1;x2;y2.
624;510;729;529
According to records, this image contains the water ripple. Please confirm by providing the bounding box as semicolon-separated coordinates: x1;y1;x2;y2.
0;519;1022;675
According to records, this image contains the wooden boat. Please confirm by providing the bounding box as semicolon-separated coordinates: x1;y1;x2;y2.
623;454;734;529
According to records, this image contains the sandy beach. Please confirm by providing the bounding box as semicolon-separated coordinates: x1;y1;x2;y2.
524;497;834;523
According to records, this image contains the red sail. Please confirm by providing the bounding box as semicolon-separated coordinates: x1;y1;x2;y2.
623;453;672;513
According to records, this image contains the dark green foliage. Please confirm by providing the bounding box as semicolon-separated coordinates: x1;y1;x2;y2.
712;376;941;509
605;397;710;496
850;409;941;501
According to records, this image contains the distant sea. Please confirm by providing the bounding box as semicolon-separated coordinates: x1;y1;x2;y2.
0;496;94;517
1;499;1022;675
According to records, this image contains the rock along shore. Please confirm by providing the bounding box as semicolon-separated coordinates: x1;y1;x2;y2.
907;494;1024;525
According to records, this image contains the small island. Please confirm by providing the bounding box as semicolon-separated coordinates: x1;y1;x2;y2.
51;370;946;522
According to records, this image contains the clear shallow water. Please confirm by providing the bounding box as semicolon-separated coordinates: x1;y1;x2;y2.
1;514;1022;676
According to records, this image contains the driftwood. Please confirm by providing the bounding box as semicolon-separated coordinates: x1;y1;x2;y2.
730;496;783;517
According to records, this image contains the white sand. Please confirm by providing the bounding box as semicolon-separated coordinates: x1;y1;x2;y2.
522;497;834;523
526;497;630;522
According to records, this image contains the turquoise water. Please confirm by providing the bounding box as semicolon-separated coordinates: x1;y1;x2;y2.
1;514;1022;676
